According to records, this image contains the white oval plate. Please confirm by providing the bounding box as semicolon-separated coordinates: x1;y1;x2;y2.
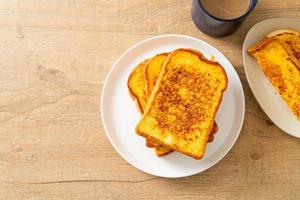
101;34;245;178
243;18;300;138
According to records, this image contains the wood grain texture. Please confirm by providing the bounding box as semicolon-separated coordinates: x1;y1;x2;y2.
0;0;300;199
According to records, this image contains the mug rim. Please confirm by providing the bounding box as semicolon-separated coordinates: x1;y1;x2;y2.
198;0;258;22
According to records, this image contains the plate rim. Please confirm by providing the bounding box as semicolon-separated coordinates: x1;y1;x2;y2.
242;18;300;138
101;34;245;178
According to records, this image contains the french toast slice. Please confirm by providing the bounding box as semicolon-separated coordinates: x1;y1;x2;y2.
145;53;218;156
127;59;174;156
136;48;228;159
248;30;300;119
127;59;149;113
267;29;300;69
128;52;219;157
145;53;173;155
127;60;166;153
145;53;169;98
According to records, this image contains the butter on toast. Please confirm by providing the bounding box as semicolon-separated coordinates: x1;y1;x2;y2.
248;30;300;119
136;48;228;159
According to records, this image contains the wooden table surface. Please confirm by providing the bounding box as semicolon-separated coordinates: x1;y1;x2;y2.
0;1;300;199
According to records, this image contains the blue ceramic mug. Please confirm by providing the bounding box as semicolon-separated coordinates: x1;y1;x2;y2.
192;0;258;37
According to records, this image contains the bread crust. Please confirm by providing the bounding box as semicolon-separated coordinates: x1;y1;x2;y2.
266;29;299;38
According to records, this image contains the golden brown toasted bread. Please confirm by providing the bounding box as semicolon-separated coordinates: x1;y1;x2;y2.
136;48;228;159
248;29;300;119
145;53;218;156
129;52;220;157
145;53;169;98
128;60;164;153
145;53;173;155
127;58;170;156
128;58;174;156
266;29;300;70
127;59;149;113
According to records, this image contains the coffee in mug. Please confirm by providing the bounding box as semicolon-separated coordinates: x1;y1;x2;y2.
200;0;251;20
191;0;257;37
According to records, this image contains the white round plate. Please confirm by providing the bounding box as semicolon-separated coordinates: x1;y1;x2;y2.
101;34;245;178
243;18;300;138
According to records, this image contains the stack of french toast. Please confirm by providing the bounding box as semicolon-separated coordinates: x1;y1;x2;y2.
128;48;228;159
248;29;300;119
